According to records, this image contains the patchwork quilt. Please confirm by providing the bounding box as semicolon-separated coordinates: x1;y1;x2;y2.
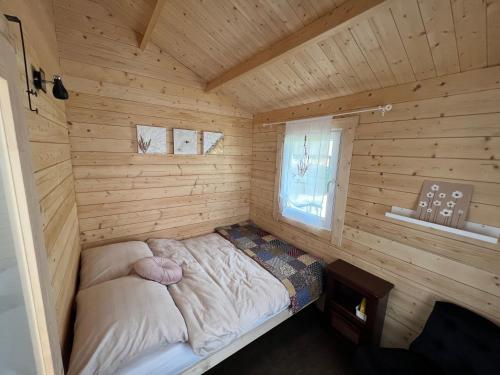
216;221;326;313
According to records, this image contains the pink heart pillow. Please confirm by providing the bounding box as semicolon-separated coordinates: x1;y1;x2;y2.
133;256;182;285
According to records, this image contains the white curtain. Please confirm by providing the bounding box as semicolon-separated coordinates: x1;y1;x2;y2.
279;116;341;230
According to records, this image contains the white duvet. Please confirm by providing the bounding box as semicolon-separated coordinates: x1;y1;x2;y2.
147;233;290;355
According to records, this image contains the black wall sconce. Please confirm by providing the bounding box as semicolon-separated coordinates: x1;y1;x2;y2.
4;14;69;115
33;68;69;100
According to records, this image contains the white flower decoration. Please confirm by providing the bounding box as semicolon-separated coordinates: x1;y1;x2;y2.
439;193;446;198
452;191;463;199
431;184;440;191
458;209;464;215
433;200;442;206
426;192;434;198
419;201;428;208
426;208;433;213
440;209;453;217
447;201;456;208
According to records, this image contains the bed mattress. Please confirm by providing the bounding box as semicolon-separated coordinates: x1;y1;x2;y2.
147;233;291;355
114;306;289;375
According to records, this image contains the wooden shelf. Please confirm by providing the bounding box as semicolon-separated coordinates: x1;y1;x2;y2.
331;302;366;327
325;260;394;346
385;207;499;244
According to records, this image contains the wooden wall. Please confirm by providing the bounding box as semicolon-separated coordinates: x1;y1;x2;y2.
53;0;253;250
4;0;498;354
0;0;81;349
252;66;500;347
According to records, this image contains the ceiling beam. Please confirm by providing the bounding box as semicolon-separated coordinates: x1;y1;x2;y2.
138;0;167;51
205;0;386;92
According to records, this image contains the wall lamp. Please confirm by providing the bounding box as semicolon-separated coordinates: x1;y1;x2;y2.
4;14;69;114
33;69;69;100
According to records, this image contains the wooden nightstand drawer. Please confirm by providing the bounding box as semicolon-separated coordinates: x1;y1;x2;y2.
330;310;361;344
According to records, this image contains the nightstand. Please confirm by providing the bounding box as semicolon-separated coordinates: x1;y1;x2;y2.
325;260;394;346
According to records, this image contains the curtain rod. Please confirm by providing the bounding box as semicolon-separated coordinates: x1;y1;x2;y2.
261;104;393;127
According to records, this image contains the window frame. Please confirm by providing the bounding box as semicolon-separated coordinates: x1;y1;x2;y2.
272;116;358;246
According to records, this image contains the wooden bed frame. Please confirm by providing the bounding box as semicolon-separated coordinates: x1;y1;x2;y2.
182;298;320;374
182;308;293;374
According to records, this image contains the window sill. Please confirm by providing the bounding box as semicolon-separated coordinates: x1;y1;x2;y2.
277;215;331;241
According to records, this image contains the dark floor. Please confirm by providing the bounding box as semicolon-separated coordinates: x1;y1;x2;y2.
206;306;357;375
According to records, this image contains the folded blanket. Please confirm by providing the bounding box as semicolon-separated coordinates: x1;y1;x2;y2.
216;222;326;313
147;234;289;355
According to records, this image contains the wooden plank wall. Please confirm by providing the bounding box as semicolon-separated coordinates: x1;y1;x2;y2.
252;66;500;347
0;0;81;350
53;0;253;250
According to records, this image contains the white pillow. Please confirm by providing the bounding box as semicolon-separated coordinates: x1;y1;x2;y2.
147;238;186;257
147;238;196;266
68;276;188;375
79;241;152;289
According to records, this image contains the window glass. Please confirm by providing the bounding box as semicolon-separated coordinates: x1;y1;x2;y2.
279;116;341;230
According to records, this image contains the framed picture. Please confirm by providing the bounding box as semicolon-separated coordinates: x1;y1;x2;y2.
136;125;167;154
203;131;224;154
173;128;198;155
413;180;473;229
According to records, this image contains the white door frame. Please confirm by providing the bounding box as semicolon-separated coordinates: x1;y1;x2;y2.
0;16;63;375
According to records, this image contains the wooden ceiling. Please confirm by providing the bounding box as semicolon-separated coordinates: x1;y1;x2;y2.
153;0;349;79
83;0;500;113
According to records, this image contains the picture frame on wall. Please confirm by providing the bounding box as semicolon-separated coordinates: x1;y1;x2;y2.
413;180;473;229
203;131;224;154
136;125;167;154
173;128;198;155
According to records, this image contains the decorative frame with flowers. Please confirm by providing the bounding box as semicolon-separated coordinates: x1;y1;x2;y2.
136;125;167;154
413;180;473;229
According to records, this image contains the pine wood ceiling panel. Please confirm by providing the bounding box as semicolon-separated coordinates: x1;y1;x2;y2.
87;0;155;31
215;0;482;113
318;36;366;93
303;43;352;96
153;21;222;79
488;0;500;66
333;29;381;91
90;0;498;114
92;0;156;33
350;18;398;87
139;0;167;50
285;52;339;100
390;0;436;81
418;0;460;76
451;0;487;72
151;0;347;81
368;9;416;84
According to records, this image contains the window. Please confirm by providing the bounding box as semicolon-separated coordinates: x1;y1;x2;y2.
279;117;340;230
274;116;358;246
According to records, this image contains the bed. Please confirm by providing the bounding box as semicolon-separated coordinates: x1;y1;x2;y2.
68;222;325;375
216;222;326;313
114;308;291;375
